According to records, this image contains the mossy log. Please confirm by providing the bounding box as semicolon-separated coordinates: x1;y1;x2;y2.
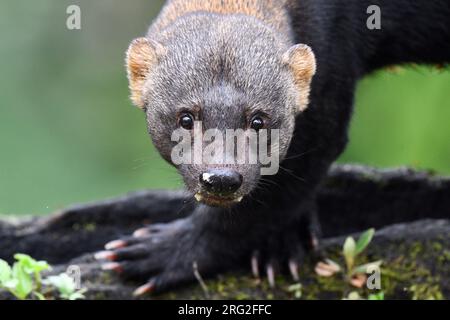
0;165;449;300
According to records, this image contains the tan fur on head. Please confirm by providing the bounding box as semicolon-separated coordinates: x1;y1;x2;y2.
282;44;316;112
126;37;166;108
149;0;291;36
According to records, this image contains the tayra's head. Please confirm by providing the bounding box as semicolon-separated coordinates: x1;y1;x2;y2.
126;14;315;207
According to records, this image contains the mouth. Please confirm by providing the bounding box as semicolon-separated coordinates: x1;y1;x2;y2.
194;192;243;207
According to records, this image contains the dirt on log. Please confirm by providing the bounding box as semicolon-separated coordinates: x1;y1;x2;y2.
0;165;449;300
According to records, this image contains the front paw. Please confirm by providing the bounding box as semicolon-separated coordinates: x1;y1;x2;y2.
95;218;227;296
94;214;323;295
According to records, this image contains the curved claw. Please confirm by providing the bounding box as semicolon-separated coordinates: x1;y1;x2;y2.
288;260;300;282
105;240;127;250
251;251;260;279
311;236;319;249
101;262;123;273
133;227;151;238
266;264;276;288
133;281;155;297
94;250;117;261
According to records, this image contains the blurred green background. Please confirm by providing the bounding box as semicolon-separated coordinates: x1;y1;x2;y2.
0;1;449;215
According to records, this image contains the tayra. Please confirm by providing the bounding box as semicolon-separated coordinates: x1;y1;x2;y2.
95;0;450;295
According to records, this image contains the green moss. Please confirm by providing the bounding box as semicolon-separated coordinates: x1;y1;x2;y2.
72;222;96;232
303;276;345;300
408;284;444;300
301;238;446;300
97;271;114;285
93;292;107;300
84;223;96;232
376;245;445;300
442;250;450;262
408;241;424;260
431;241;443;252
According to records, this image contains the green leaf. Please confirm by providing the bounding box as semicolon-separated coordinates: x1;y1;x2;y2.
343;237;356;258
68;289;86;300
287;283;302;292
33;261;51;273
11;262;33;299
355;228;375;255
3;279;18;290
287;283;302;299
14;254;37;274
33;291;47;300
343;236;356;270
0;259;12;285
44;273;76;296
13;254;32;262
14;253;50;274
368;291;385;300
345;291;362;300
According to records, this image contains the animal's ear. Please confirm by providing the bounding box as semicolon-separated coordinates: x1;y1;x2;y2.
282;44;316;112
126;37;166;108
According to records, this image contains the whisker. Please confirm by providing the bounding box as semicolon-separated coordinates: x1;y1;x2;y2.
282;147;317;161
279;165;306;183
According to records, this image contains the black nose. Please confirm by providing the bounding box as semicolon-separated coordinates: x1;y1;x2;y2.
199;170;243;195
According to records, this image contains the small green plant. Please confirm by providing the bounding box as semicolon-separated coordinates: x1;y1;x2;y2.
44;273;87;300
342;228;382;281
287;283;302;299
0;254;86;300
315;228;382;288
0;254;50;299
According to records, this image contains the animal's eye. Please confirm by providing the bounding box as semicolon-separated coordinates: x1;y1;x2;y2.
179;112;194;130
250;116;265;131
